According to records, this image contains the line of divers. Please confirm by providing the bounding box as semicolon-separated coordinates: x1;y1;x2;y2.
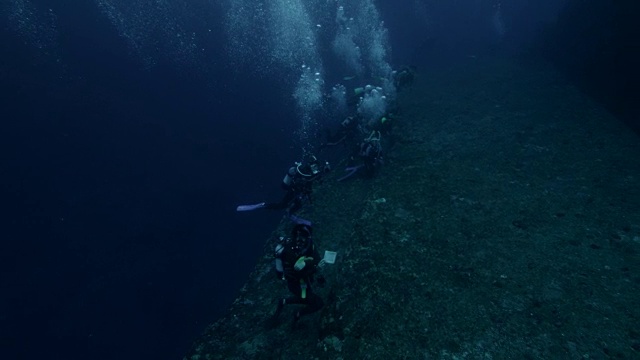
236;67;415;329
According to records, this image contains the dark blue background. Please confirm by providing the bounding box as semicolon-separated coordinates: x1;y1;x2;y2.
1;1;636;359
1;2;293;359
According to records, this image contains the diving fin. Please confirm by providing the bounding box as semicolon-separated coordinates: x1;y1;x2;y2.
236;202;266;212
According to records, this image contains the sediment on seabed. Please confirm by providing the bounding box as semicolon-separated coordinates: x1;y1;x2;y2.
185;57;640;360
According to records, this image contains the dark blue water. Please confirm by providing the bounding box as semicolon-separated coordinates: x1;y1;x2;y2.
1;1;634;359
1;3;293;358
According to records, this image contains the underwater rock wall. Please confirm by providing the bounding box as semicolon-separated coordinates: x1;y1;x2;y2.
185;57;640;360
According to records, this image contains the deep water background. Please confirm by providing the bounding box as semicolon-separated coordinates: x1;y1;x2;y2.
0;1;636;359
1;2;293;359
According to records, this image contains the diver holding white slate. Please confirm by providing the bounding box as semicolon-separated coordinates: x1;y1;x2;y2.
268;216;337;329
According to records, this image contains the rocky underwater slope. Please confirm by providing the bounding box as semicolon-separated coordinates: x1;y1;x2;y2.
185;57;640;360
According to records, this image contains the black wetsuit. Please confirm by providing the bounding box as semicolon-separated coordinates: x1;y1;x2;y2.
360;139;383;177
274;233;324;319
324;116;361;149
264;166;322;214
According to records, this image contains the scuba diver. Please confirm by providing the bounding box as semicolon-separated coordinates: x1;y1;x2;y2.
393;65;416;91
360;130;384;177
321;115;362;150
270;222;325;328
338;130;383;181
371;112;395;135
236;155;330;214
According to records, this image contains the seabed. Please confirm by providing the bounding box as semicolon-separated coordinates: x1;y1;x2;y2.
186;56;640;360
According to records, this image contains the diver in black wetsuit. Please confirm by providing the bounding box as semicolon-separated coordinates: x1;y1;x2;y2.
236;155;330;214
359;130;383;177
338;130;384;181
322;115;362;149
270;223;325;328
393;65;416;91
